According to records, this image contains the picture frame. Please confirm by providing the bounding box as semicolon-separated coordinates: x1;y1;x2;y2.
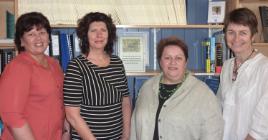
117;32;149;72
207;1;226;23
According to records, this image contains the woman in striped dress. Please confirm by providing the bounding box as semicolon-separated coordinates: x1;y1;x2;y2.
63;12;131;140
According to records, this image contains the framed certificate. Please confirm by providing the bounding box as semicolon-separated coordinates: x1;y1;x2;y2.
207;1;226;23
117;32;149;72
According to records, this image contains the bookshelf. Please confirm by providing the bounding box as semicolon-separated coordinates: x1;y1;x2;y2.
226;0;268;56
0;0;224;111
0;0;226;76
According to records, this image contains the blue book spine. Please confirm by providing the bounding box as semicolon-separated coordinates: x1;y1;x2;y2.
134;76;149;106
210;37;216;73
127;77;135;109
6;11;15;39
0;118;3;136
59;33;70;72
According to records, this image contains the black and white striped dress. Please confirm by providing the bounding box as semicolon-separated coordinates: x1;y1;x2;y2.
63;55;129;140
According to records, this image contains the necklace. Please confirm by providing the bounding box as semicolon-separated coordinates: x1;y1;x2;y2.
158;72;189;100
232;49;255;81
158;83;181;100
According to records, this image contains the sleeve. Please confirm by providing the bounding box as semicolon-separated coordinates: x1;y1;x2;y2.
201;88;224;140
63;60;83;106
130;106;137;140
0;61;32;127
249;67;268;139
120;58;130;97
216;60;229;111
216;72;224;109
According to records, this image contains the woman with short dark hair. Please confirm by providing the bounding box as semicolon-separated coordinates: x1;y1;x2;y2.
131;36;223;140
0;12;68;140
218;8;268;140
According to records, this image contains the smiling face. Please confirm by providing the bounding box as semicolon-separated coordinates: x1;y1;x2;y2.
225;23;255;56
88;21;108;51
160;45;187;84
21;26;49;56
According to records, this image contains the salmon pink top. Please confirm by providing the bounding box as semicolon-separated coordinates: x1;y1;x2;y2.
0;52;64;140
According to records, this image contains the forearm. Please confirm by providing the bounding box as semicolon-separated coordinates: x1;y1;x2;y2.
66;107;96;140
9;122;35;140
245;134;255;140
121;97;132;140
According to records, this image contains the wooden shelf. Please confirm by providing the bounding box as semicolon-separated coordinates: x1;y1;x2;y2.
116;24;224;29
52;24;224;29
253;43;268;47
240;0;268;3
127;70;160;76
126;70;220;76
0;46;14;49
51;24;77;28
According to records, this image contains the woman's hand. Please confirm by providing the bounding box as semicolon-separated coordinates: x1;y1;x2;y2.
62;131;70;140
62;119;71;140
245;134;255;140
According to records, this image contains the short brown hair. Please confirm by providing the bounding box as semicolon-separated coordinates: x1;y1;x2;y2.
15;12;51;52
157;36;188;65
224;8;258;36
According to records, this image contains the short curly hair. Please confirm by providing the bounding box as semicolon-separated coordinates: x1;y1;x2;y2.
157;36;188;67
76;12;116;56
14;12;51;53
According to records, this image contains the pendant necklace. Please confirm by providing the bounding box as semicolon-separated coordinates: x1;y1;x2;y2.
232;49;255;81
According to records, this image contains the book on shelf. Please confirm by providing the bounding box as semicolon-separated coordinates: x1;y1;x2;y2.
6;10;15;39
204;76;220;94
215;43;223;73
210;37;216;73
59;33;70;72
193;75;220;94
72;33;81;58
202;30;228;74
0;48;16;74
49;31;61;61
48;30;81;72
0;118;3;136
259;6;268;42
202;38;211;73
207;1;226;24
133;76;149;107
127;77;135;109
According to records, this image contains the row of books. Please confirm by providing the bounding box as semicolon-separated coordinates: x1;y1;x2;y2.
0;48;16;74
0;28;224;74
202;29;232;73
0;32;79;74
45;32;80;72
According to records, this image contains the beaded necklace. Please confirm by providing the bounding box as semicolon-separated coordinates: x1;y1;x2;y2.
158;72;188;100
158;83;181;100
232;49;255;81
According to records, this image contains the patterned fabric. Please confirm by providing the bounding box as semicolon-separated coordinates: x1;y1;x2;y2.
63;55;129;140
